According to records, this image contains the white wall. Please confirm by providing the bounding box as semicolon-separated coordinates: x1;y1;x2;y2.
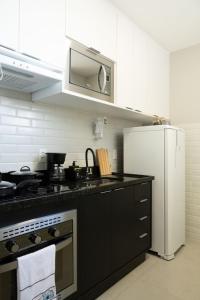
170;43;200;241
0;89;138;173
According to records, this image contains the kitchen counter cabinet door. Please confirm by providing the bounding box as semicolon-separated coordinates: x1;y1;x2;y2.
78;191;111;295
19;0;66;68
66;0;117;61
111;186;138;272
0;0;19;51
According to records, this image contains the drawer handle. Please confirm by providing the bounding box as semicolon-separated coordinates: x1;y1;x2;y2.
114;187;125;191
139;233;148;239
139;216;148;221
100;190;111;194
140;198;148;203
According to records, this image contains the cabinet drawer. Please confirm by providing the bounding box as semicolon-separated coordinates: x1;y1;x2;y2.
135;215;150;235
135;182;151;202
134;232;151;256
135;198;151;218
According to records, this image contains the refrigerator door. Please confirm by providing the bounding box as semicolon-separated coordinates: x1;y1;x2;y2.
164;129;185;259
124;128;165;255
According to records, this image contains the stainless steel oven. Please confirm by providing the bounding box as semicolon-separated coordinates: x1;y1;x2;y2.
65;41;114;103
0;209;77;300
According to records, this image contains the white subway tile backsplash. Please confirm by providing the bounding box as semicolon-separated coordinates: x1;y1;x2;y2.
0;135;32;144
0;94;137;178
0;153;38;163
0;125;16;134
0;144;17;153
44;128;66;138
17;127;44;136
1;116;31;127
17;109;44;120
179;123;200;241
32;119;67;130
32;136;67;146
16;145;42;153
0;106;16;116
0;97;32;109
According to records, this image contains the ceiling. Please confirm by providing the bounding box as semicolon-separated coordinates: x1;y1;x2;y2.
110;0;200;52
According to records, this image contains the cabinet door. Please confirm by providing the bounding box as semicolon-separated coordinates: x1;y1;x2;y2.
132;25;148;113
116;13;135;109
111;186;137;271
19;0;66;68
116;15;148;113
0;0;19;50
145;36;170;117
78;191;111;295
66;0;117;61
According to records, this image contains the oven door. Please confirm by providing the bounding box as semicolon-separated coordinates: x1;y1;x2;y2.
0;237;77;300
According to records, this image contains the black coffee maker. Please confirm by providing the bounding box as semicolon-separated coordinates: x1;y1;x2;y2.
46;153;66;182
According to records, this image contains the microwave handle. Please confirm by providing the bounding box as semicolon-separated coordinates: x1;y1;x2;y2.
98;65;107;93
0;237;72;274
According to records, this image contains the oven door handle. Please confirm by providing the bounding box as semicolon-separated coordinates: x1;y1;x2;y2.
0;237;72;274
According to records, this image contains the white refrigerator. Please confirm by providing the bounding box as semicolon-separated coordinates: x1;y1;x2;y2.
124;125;185;260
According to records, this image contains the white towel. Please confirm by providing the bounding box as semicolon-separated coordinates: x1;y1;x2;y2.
17;245;56;300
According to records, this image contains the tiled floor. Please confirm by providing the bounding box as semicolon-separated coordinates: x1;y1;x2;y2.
97;240;200;300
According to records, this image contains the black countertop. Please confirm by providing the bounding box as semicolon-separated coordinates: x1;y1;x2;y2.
0;173;154;227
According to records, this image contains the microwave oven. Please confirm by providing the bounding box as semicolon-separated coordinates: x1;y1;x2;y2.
65;41;114;103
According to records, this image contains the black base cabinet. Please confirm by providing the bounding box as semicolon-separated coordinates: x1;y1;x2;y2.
78;191;111;295
77;181;152;300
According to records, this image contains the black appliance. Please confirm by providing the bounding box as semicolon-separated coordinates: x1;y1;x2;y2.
0;209;77;300
46;153;66;182
66;161;85;181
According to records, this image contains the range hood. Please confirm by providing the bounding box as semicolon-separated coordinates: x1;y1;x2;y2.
0;47;63;93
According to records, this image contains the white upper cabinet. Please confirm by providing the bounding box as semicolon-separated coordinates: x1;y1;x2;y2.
66;0;117;61
116;13;135;109
19;0;66;68
132;25;148;113
0;0;19;50
116;12;169;117
116;13;147;113
145;37;169;117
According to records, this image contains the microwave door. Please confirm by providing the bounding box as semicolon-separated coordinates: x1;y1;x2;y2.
69;49;101;94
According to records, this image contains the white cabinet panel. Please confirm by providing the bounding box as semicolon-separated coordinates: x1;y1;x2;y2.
0;0;19;50
19;0;66;68
116;12;169;117
145;37;170;117
66;0;117;61
132;25;148;113
116;14;147;113
116;13;134;108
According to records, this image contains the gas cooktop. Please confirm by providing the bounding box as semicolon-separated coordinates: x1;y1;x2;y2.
0;183;83;203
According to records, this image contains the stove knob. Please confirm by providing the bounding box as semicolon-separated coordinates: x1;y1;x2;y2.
6;240;19;253
49;227;60;238
30;234;42;245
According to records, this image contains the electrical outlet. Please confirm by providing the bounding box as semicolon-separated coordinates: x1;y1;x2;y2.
39;149;47;162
